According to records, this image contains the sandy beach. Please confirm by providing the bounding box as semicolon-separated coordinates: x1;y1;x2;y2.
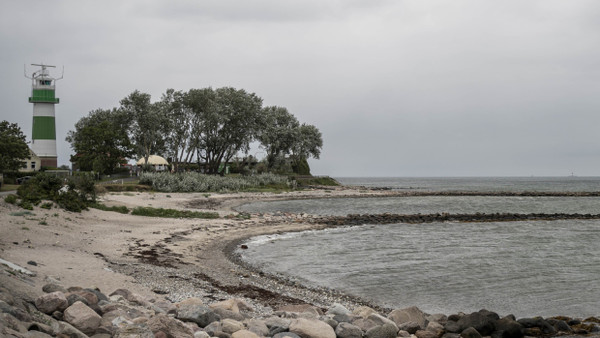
0;187;397;311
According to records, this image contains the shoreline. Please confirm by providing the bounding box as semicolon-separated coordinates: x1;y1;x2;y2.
1;187;600;337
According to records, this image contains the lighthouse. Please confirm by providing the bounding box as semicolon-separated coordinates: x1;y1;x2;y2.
26;64;62;168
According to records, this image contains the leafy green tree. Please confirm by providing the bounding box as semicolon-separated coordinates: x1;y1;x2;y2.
0;120;30;173
189;87;263;175
119;90;167;165
257;106;300;170
160;89;194;172
66;109;133;175
290;124;323;174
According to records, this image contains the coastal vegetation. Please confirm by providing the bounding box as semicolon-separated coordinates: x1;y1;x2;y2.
139;172;292;193
67;87;323;177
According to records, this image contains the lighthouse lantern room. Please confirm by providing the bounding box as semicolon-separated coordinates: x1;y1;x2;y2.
25;63;62;168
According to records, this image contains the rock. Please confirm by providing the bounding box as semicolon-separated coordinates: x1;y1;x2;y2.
322;316;338;329
335;322;363;338
69;290;99;306
114;323;155;338
289;318;336;338
64;301;102;335
147;313;194;337
177;304;220;327
461;327;482;338
455;310;499;336
194;331;210;338
42;283;66;294
493;317;523;338
203;321;223;336
265;316;291;335
353;305;377;318
0;300;32;322
332;313;355;323
517;317;556;335
231;329;260;338
222;318;245;334
279;304;323;316
246;318;269;336
546;318;571;333
272;332;302;338
326;303;351;316
35;291;68;314
55;320;89;338
425;322;444;337
445;320;461;333
388;306;428;328
416;329;440;338
213;307;245;321
210;298;253;314
398;321;421;334
368;313;398;330
1;313;27;333
110;289;133;301
365;323;398;338
26;331;54;337
428;314;448;326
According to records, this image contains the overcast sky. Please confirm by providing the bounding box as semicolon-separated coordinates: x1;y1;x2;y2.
2;1;599;177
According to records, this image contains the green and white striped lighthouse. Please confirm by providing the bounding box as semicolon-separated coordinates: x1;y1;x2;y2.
26;64;62;168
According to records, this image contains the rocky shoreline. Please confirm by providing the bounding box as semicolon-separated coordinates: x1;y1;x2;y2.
2;273;600;338
2;188;600;337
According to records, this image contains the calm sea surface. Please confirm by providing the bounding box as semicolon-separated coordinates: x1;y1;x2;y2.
238;177;600;318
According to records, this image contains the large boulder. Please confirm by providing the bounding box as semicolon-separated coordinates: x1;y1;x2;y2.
326;303;351;316
63;301;102;335
455;310;499;336
289;318;336;338
177;304;220;327
147;313;194;337
231;329;261;338
365;323;398;338
114;323;155;338
335;322;363;338
494;317;523;338
388;306;428;328
222;318;245;334
35;291;68;314
210;298;253;314
517;317;556;335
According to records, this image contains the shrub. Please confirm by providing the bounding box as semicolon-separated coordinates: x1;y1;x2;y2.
18;200;33;210
90;203;130;214
139;172;291;193
4;194;17;204
40;202;53;209
131;206;219;219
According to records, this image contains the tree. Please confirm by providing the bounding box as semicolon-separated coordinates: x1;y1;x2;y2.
290;124;323;174
160;89;191;172
191;87;263;175
0;120;30;173
119;90;167;165
66;109;133;175
257;106;300;170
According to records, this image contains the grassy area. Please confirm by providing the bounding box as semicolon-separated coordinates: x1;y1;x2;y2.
130;206;219;219
0;184;19;192
294;176;340;187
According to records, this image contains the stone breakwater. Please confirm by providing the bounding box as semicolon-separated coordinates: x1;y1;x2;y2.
311;212;600;226
1;278;599;338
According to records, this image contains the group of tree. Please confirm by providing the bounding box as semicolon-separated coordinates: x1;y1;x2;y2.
67;87;323;176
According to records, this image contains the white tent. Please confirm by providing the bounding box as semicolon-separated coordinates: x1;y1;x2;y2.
137;155;169;171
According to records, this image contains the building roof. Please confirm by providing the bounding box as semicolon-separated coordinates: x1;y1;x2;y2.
136;155;169;166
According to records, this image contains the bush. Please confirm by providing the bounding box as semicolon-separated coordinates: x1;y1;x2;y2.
130;206;219;219
90;203;130;214
139;172;291;193
40;202;53;209
15;172;97;212
18;200;33;210
4;194;17;204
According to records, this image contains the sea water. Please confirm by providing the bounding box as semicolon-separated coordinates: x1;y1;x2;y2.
237;177;600;318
